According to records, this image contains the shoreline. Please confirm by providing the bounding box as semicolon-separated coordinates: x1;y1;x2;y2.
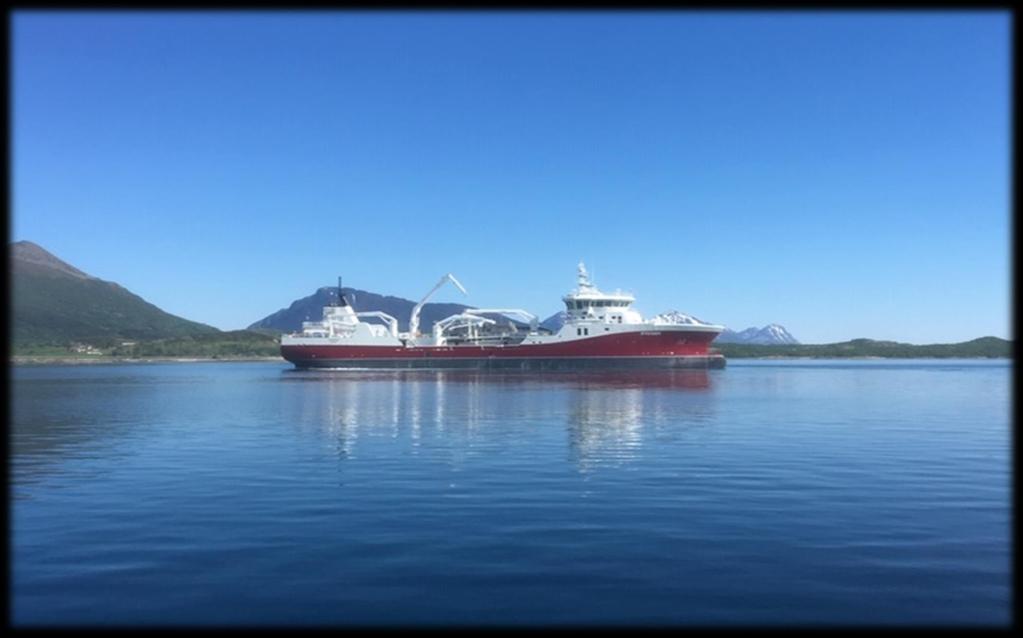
11;356;286;365
730;356;1008;360
10;355;1008;366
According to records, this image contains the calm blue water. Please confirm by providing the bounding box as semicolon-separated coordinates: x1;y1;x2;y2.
10;360;1011;626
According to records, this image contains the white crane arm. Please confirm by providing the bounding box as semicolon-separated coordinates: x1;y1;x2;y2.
408;273;468;337
431;313;496;345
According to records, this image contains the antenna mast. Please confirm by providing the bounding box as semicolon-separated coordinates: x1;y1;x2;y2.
336;276;348;307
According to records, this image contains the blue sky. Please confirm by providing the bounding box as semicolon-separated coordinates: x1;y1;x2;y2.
12;11;1010;343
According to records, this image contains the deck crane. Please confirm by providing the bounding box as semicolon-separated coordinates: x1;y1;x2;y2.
406;273;468;339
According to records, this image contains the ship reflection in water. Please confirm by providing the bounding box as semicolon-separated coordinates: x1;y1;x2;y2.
282;368;717;472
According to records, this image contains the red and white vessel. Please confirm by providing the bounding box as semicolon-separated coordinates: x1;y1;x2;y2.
280;263;725;369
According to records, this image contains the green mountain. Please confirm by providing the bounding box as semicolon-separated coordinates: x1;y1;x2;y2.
11;241;220;352
714;336;1011;359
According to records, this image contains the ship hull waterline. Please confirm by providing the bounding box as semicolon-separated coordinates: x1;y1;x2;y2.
281;330;726;370
281;353;725;370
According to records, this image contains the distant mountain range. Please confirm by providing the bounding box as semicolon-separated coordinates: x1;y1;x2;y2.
8;241;1010;359
11;241;219;349
716;324;800;345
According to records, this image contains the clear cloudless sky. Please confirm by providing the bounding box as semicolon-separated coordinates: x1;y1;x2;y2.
12;10;1011;343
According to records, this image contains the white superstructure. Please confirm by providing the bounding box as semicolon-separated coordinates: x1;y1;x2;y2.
281;262;724;349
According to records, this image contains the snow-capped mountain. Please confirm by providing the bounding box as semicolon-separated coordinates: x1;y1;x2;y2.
651;310;712;325
715;324;800;345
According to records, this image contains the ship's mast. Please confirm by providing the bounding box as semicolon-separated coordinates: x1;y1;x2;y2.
577;261;595;292
333;276;348;307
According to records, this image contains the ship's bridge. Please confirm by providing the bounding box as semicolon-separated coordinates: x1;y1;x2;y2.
562;262;643;325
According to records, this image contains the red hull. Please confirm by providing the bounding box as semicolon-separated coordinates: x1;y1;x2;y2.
281;329;723;368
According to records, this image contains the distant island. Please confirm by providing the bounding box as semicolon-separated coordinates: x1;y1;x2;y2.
10;241;1012;362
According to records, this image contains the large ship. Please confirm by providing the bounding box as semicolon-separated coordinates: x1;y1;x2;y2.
280;263;725;369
